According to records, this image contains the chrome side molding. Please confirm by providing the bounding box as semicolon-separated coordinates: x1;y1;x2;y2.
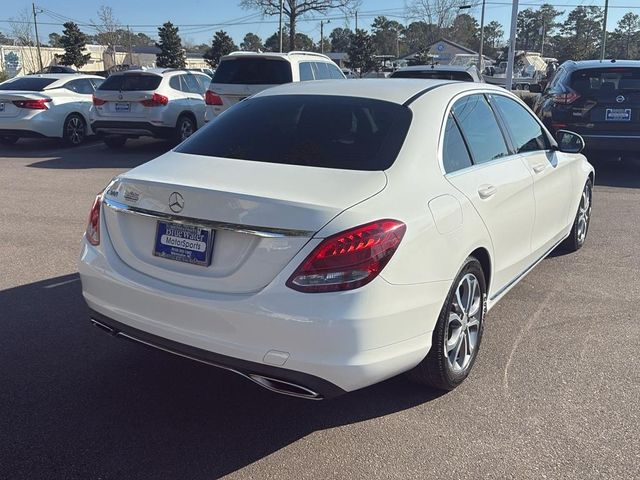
102;196;314;239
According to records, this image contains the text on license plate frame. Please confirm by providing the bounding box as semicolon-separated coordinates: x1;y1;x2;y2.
153;221;214;267
115;102;131;112
605;108;631;121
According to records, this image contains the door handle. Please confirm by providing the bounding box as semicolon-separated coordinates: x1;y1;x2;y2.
532;163;547;173
478;184;497;199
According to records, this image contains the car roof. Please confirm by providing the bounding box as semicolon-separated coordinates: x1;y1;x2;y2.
396;65;476;73
255;79;505;105
220;51;333;62
563;59;640;70
24;73;100;80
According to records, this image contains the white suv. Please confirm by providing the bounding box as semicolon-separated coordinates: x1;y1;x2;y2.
91;69;210;148
205;51;345;121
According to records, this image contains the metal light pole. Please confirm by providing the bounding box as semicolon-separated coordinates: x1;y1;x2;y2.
279;0;284;53
478;0;486;71
601;0;609;60
32;2;43;71
505;0;519;90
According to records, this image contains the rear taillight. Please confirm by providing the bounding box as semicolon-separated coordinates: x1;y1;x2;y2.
85;195;102;246
552;92;581;105
140;93;169;107
205;90;223;106
13;99;50;110
92;95;107;106
286;220;406;293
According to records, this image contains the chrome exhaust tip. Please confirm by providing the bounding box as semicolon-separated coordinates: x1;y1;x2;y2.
248;374;323;400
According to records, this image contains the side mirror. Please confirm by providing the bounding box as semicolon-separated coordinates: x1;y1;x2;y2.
555;130;585;154
528;84;542;93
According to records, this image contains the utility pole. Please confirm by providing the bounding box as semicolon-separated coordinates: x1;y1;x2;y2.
279;0;284;53
601;0;609;60
32;2;43;71
540;22;545;57
355;11;358;31
505;0;519;91
320;20;330;54
127;25;133;66
478;0;486;71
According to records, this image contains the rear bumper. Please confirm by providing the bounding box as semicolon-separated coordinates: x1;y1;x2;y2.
0;112;62;138
79;230;447;395
581;134;640;152
0;128;46;138
91;120;173;138
88;308;345;399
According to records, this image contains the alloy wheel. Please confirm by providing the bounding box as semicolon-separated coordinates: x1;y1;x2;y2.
445;273;482;373
576;183;591;244
180;119;194;141
66;117;85;145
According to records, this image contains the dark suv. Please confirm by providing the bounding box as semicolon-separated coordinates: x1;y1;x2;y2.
534;59;640;152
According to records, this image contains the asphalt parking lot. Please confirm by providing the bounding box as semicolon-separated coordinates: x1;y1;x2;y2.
1;139;639;480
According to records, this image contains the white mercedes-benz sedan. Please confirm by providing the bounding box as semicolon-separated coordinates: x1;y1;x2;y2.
0;74;104;146
79;79;594;399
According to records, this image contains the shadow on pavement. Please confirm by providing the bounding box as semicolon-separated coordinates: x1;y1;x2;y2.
0;274;443;480
585;152;640;189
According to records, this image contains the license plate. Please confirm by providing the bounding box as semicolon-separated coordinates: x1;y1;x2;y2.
605;108;631;121
115;102;130;112
153;221;214;267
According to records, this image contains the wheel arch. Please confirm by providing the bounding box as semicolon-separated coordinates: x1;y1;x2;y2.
176;110;196;127
469;246;492;294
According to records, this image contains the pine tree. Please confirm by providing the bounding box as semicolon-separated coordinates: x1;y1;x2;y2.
156;22;186;68
347;29;378;77
57;22;91;68
203;31;237;68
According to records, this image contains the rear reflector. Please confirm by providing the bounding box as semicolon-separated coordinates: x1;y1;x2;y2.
286;220;406;293
86;194;102;246
92;95;107;106
205;90;223;106
13;99;50;109
140;93;169;107
553;92;581;105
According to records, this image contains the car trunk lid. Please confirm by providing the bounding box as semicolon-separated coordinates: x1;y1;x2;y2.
102;151;387;294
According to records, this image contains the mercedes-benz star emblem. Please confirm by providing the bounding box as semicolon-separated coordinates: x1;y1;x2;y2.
616;95;625;103
168;192;185;213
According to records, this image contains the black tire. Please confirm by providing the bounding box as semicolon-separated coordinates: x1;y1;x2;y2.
0;135;18;145
62;114;87;147
561;179;593;252
174;115;196;144
407;257;487;391
103;136;127;149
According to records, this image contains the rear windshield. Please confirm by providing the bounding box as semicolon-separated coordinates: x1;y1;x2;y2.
177;95;412;171
212;58;292;85
571;68;640;93
392;70;473;81
0;77;57;91
98;74;162;91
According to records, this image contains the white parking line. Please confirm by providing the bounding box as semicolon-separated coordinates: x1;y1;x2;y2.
43;277;80;289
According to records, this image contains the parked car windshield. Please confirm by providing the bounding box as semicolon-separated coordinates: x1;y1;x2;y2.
0;77;57;91
97;74;162;91
392;70;473;81
177;95;412;171
571;67;640;93
212;57;293;85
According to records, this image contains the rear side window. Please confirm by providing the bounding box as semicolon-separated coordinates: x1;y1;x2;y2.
299;62;314;81
442;113;473;173
98;74;162;91
313;62;332;80
571;68;640;93
491;95;548;153
392;70;473;81
65;79;95;94
177;95;412;171
182;74;202;94
169;76;182;91
0;77;57;91
452;94;509;164
212;58;292;85
327;63;345;79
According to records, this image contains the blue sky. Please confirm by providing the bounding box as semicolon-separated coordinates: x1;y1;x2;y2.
1;1;636;46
